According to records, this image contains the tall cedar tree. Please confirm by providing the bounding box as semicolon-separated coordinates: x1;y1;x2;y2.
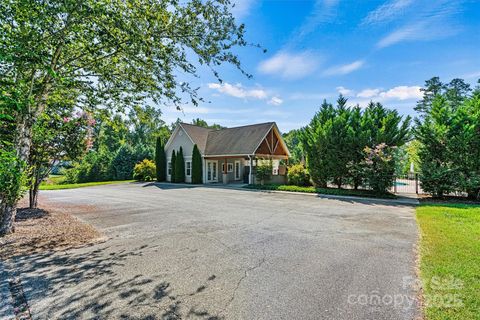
170;150;176;183
192;144;203;184
175;147;185;183
301;96;410;192
415;78;480;199
155;137;166;181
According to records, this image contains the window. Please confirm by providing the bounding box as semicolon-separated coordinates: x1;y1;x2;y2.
168;162;172;175
186;161;191;176
222;163;234;173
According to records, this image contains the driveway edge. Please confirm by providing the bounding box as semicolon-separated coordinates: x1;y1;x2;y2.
0;261;15;320
235;187;419;206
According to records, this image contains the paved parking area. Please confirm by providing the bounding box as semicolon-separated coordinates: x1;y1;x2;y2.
8;183;419;319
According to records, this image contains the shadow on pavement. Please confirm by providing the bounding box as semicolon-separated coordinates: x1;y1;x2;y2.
13;243;223;319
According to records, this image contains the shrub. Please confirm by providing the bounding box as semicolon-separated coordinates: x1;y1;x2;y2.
362;144;396;194
191;144;203;184
0;149;27;235
155;137;166;181
287;164;310;186
110;145;136;180
171;150;176;182
175;147;185;183
255;159;272;184
65;150;112;183
133;159;156;181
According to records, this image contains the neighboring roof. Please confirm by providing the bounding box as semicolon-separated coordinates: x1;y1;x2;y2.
205;122;275;156
179;123;212;153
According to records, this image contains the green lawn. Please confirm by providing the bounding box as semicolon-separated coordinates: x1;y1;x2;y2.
243;184;396;199
39;180;134;190
416;204;480;320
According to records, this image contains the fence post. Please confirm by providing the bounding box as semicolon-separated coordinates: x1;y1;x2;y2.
394;176;397;193
415;173;419;194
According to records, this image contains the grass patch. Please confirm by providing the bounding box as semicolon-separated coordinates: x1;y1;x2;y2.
416;203;480;320
40;180;134;190
243;184;396;199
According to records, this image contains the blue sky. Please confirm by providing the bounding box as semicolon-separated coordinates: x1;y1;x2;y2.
162;0;480;132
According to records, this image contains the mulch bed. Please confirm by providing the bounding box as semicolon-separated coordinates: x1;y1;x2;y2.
0;198;102;259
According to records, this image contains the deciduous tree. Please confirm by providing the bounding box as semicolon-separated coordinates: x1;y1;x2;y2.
1;0;252;234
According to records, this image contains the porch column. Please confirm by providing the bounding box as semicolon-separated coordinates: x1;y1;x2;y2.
223;158;228;184
249;155;253;184
203;158;207;184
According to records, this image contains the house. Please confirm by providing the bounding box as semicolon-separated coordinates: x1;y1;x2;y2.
164;122;290;184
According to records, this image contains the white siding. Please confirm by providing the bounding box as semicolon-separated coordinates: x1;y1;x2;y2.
165;126;195;182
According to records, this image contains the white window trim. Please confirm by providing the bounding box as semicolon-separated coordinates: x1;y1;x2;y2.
227;163;234;173
186;161;191;176
167;162;172;175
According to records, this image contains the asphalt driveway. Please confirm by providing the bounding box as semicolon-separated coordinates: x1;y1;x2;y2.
7;183;419;320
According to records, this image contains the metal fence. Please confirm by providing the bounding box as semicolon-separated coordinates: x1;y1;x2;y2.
323;173;422;195
392;173;421;194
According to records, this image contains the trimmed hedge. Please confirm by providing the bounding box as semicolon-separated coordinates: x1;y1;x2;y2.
192;144;202;184
244;184;396;199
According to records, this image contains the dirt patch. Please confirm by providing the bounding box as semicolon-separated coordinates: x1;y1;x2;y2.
0;198;102;259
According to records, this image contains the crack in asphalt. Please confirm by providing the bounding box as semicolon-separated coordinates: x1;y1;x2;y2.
220;244;268;317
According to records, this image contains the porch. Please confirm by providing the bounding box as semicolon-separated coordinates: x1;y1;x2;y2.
203;155;288;185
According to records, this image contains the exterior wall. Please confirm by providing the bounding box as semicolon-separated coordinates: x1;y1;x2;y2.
219;158;245;183
165;126;195;183
204;157;246;184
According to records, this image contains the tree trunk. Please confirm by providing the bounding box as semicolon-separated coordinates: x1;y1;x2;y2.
29;184;40;209
16;116;33;164
0;201;16;236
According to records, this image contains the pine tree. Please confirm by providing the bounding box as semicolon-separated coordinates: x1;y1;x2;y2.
171;150;176;183
192;144;203;184
155;137;166;181
175;147;185;183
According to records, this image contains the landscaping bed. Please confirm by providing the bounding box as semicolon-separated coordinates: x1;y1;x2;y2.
243;184;397;199
416;203;480;320
0;198;102;259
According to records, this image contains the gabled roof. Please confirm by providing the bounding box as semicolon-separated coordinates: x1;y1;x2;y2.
168;122;288;157
179;123;212;154
205;122;275;156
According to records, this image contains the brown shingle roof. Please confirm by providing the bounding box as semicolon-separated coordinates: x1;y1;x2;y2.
180;122;279;156
205;122;274;156
180;123;212;154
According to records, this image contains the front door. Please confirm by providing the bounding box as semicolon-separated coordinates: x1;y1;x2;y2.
235;161;241;180
206;160;218;183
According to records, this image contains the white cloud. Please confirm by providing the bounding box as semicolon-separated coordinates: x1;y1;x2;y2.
297;0;340;38
207;82;268;99
258;51;321;79
375;1;462;48
362;0;414;25
268;97;283;106
207;82;283;106
377;23;426;48
462;71;480;80
179;106;211;114
357;88;381;98
335;85;422;104
336;86;354;96
378;86;422;100
324;60;364;76
231;0;256;19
